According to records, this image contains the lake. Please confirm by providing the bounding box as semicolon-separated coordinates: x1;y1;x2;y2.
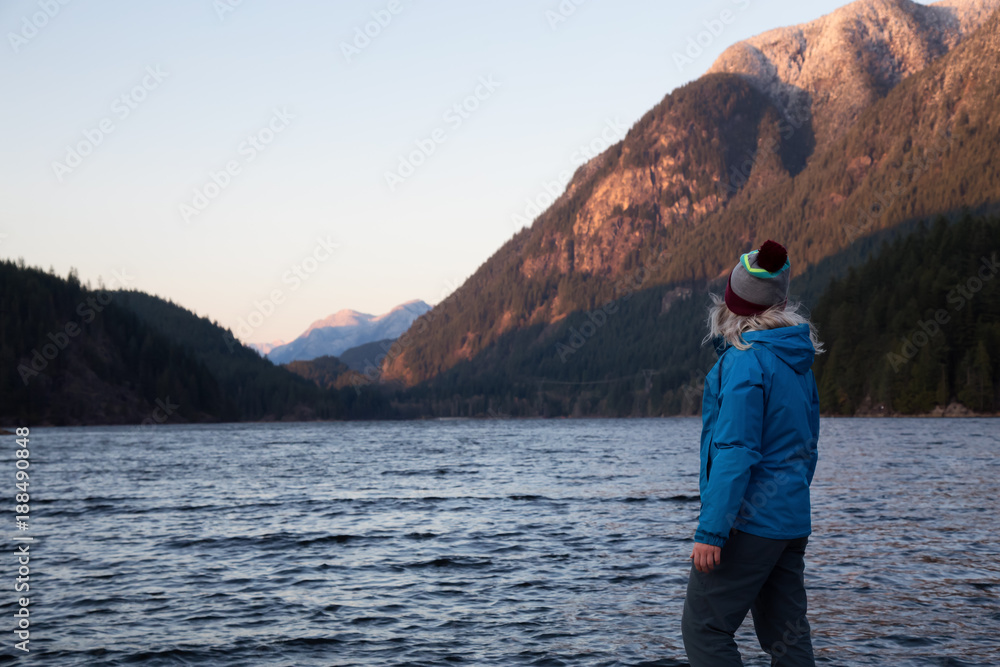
9;418;999;666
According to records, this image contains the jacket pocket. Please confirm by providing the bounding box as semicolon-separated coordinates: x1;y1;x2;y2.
705;441;717;481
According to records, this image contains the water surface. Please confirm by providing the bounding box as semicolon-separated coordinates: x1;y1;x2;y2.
7;418;999;666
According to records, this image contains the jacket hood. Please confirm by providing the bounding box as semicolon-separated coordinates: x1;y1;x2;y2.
719;324;817;374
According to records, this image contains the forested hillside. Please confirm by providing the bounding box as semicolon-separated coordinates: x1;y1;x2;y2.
113;291;393;421
0;260;232;426
4;212;995;423
0;263;396;426
283;355;359;391
813;213;1000;414
383;213;998;418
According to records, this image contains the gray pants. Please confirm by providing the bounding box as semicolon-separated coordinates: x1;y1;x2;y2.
681;530;815;666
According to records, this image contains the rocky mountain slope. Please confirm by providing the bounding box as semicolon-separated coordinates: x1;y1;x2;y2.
708;0;999;147
381;0;1000;388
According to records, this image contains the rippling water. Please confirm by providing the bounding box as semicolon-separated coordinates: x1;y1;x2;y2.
6;418;999;666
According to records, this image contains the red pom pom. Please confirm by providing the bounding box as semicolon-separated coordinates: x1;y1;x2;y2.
756;240;787;272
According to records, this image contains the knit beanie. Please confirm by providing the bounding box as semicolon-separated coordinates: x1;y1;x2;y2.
724;240;791;316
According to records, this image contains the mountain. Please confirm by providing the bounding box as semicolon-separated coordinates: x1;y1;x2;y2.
380;0;1000;390
283;355;358;391
282;339;399;394
337;338;397;373
382;217;933;418
249;339;285;356
707;0;999;148
266;299;431;364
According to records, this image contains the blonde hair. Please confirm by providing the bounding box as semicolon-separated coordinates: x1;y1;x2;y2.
703;293;825;353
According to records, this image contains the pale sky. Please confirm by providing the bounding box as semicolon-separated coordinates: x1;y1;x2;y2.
0;0;934;344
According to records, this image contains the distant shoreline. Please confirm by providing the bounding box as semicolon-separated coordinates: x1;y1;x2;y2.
5;411;998;429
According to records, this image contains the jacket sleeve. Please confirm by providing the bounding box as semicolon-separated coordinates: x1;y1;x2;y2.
695;351;764;547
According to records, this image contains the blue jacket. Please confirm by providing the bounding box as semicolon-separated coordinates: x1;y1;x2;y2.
695;323;820;547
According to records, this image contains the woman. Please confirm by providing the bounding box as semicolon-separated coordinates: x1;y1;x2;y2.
682;240;822;667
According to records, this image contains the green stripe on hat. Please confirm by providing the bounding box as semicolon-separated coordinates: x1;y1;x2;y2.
741;250;790;278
